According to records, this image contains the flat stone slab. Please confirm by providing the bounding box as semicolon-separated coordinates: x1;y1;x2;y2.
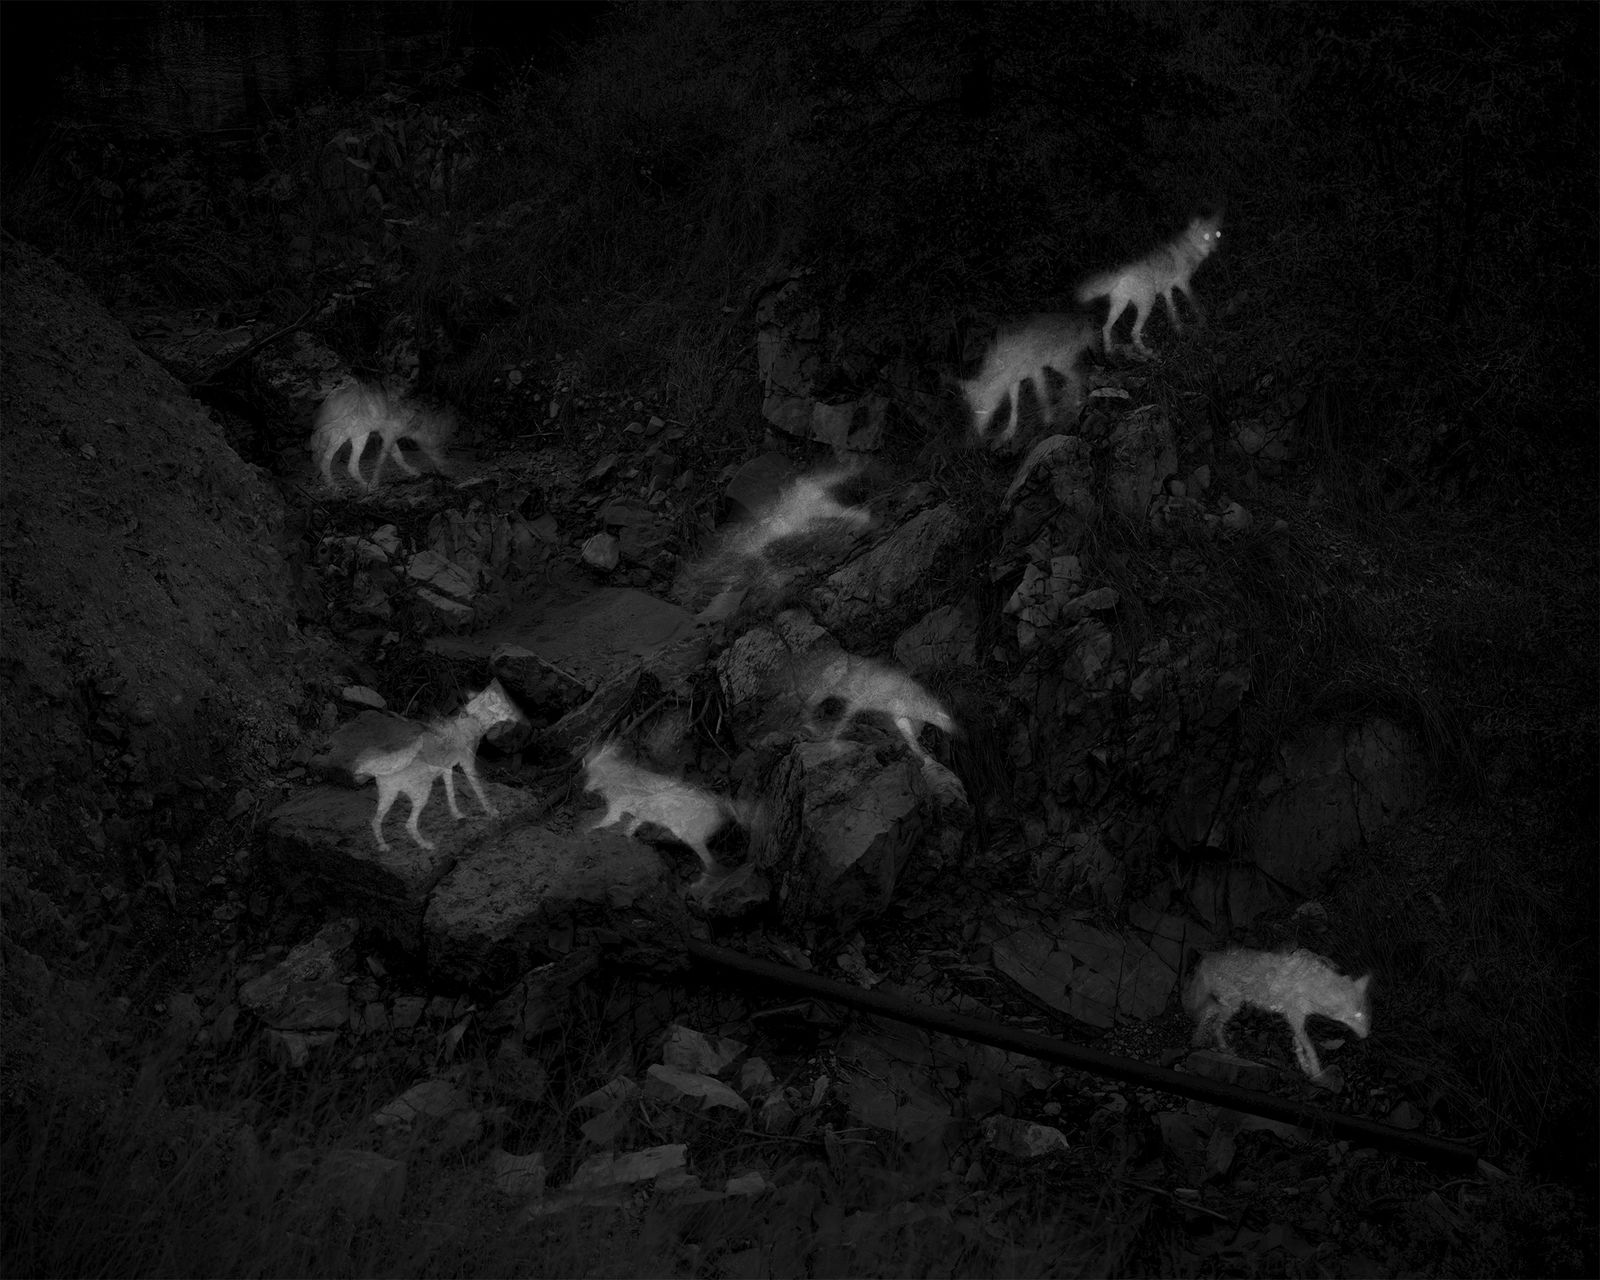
429;585;697;690
265;780;540;950
424;825;670;986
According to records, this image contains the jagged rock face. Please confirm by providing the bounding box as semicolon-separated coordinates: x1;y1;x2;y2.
757;739;938;931
820;503;970;642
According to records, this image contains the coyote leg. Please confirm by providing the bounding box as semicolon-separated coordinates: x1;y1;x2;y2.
378;440;420;485
1162;288;1186;333
347;431;377;489
1287;1014;1325;1078
403;790;436;850
319;440;342;488
370;782;397;852
438;769;467;820
1126;304;1155;356
457;758;498;817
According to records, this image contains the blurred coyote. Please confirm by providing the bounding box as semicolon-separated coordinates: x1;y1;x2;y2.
962;315;1100;447
738;467;872;559
1184;946;1371;1080
310;378;453;491
582;741;754;881
683;467;871;623
353;680;525;851
1076;214;1222;356
792;651;956;764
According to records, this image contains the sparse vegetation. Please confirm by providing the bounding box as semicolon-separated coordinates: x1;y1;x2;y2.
2;2;1594;1277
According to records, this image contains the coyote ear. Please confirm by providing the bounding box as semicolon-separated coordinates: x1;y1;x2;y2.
1353;974;1371;995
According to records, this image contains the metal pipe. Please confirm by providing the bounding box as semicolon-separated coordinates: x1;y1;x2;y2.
683;937;1479;1171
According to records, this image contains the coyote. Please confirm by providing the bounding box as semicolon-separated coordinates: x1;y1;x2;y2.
582;741;752;879
310;378;453;491
962;315;1100;447
1184;946;1371;1080
791;651;956;763
734;467;871;561
687;468;871;623
353;680;526;852
1076;214;1222;356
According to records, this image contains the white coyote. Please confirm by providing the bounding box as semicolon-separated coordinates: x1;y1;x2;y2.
1184;946;1371;1080
352;680;525;851
1076;214;1222;356
310;378;453;491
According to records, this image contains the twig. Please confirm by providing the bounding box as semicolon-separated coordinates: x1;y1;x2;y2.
616;693;674;739
1116;1179;1232;1222
190;299;320;386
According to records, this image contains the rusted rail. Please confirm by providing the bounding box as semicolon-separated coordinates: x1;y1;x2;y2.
682;937;1479;1171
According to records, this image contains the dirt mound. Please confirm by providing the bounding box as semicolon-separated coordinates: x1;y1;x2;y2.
0;240;305;1103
